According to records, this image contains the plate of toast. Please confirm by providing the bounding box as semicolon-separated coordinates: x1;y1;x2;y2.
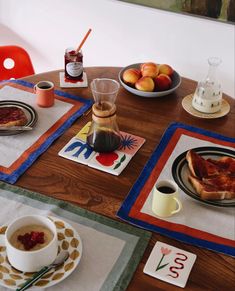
0;100;37;135
172;147;235;207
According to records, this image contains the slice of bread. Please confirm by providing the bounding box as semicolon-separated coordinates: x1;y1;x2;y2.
186;150;220;178
186;150;235;200
0;106;28;127
188;175;235;200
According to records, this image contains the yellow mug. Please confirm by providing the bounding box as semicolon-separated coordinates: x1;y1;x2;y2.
152;180;182;218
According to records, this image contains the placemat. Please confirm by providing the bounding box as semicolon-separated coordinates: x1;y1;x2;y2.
0;182;151;290
117;122;235;257
0;80;92;184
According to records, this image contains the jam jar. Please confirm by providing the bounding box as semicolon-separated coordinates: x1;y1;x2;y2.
64;48;83;80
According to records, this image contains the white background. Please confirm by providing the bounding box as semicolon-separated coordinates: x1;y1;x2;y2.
0;0;234;98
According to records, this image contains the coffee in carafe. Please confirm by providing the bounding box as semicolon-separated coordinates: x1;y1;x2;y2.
87;78;121;153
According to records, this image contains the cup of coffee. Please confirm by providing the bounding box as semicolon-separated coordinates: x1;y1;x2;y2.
152;179;182;218
34;81;55;107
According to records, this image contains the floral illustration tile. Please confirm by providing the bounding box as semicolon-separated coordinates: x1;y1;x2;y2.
59;122;145;175
58;137;95;165
88;151;132;175
119;131;145;156
76;122;145;157
143;241;196;288
75;121;91;142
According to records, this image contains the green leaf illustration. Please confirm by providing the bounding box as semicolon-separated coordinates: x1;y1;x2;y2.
120;154;126;163
114;162;121;170
156;263;169;271
113;154;126;170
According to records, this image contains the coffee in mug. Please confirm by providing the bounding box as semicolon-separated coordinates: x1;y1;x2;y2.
34;81;55;107
152;179;182;218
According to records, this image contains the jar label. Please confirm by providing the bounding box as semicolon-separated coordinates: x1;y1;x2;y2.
66;62;83;77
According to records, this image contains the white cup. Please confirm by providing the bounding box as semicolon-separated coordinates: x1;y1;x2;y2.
152;180;182;218
5;215;58;272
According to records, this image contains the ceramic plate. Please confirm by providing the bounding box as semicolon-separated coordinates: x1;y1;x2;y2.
182;94;230;119
171;147;235;207
0;216;82;289
0;100;38;136
118;63;181;98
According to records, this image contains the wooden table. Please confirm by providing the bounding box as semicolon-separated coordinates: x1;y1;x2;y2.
18;67;235;290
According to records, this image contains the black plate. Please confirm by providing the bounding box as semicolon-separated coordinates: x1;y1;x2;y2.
0;100;38;136
172;146;235;207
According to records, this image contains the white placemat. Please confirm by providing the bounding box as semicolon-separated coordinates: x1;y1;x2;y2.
141;134;235;240
0;183;150;291
0;85;72;168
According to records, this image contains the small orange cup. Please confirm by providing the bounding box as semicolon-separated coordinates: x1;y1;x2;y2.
34;81;55;107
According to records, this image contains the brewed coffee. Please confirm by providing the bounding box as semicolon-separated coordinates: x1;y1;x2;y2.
39;85;51;89
157;186;175;194
87;130;121;153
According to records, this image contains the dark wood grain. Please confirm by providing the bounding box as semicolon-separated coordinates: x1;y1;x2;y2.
17;67;235;290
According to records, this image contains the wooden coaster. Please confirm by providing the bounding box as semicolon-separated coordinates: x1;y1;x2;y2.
182;94;230;119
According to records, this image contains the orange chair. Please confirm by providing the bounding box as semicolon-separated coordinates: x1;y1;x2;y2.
0;45;35;81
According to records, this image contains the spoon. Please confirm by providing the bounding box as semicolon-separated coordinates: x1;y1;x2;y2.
16;251;69;291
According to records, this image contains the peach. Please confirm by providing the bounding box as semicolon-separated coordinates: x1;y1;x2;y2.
154;74;172;91
122;68;141;86
135;76;155;92
141;62;159;78
158;64;174;77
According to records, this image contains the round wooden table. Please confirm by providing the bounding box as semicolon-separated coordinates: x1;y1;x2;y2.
19;67;235;290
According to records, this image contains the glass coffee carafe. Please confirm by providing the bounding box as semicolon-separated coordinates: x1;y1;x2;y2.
192;57;222;113
87;78;121;153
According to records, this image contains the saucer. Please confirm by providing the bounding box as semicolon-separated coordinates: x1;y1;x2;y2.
182;94;230;119
0;216;82;290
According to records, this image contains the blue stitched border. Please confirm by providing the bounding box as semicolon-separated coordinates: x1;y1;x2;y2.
117;122;235;257
0;80;92;184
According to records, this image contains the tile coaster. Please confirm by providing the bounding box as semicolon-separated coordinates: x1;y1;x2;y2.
59;72;88;88
144;241;196;288
58;122;145;175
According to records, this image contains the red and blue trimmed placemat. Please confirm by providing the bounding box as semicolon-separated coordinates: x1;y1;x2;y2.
117;122;235;257
0;80;92;184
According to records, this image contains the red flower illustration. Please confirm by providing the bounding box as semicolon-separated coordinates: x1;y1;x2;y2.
156;247;172;272
161;247;172;256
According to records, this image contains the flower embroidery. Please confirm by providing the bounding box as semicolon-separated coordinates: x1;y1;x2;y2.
156;247;172;272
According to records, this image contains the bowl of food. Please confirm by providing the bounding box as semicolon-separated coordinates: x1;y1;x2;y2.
118;62;181;98
5;215;58;272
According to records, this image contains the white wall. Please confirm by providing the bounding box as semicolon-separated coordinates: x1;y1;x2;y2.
0;0;234;98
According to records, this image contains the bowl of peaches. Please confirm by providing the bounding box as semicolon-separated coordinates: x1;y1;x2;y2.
118;62;181;98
